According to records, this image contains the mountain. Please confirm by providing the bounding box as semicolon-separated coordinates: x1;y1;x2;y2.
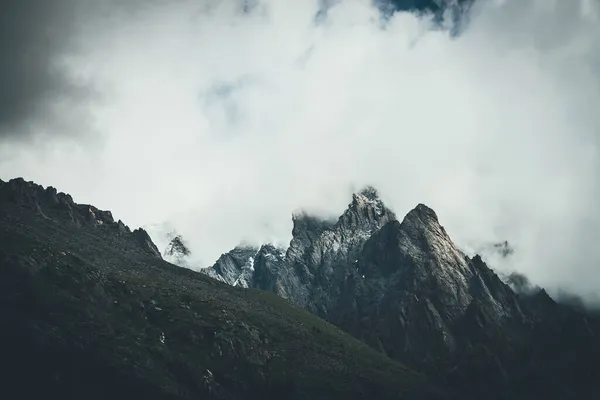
205;188;395;312
163;234;192;266
0;178;449;400
204;188;600;399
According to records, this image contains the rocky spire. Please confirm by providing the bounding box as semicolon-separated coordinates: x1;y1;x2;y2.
337;186;396;232
395;203;472;282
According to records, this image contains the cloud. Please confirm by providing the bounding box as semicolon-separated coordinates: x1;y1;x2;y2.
1;0;600;302
0;1;97;142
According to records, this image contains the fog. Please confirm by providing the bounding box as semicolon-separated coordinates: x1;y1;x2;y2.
1;0;600;303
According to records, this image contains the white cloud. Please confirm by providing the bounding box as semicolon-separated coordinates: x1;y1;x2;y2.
2;0;600;299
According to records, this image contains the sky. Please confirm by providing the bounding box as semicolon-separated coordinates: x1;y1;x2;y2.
1;0;600;303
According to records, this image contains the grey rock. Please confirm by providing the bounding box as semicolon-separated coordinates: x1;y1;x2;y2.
204;245;259;287
204;187;600;398
204;186;396;315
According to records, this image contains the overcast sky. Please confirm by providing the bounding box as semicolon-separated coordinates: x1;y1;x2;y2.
1;0;600;302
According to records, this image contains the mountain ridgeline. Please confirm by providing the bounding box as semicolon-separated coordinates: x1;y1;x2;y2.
1;177;599;399
0;178;449;400
201;187;600;399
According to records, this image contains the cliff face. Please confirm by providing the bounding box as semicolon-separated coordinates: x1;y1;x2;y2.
0;178;448;400
336;205;527;357
204;188;600;399
205;188;395;314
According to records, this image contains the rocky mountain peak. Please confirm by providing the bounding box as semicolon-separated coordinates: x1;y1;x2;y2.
395;203;464;268
1;177;112;226
401;203;440;227
163;234;192;266
165;235;190;256
282;188;396;277
203;192;542;371
356;185;380;201
359;206;475;309
338;186;396;232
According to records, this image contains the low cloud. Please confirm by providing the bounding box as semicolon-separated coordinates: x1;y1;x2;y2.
1;0;600;302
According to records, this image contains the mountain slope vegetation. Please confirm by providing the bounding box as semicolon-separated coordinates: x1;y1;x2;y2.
0;177;447;400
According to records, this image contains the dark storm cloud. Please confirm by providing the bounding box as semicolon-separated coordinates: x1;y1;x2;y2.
0;0;252;142
0;0;90;139
0;0;469;142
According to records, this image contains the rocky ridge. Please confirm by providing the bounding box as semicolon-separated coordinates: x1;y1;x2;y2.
203;187;600;399
0;178;161;258
0;177;450;400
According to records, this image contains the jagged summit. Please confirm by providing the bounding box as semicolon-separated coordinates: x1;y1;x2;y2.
203;187;399;310
392;203;465;276
204;189;596;397
409;202;438;217
337;186;395;232
165;235;191;257
401;203;440;227
2;177;110;224
287;187;394;240
163;234;192;266
356;185;380;201
0;177;162;259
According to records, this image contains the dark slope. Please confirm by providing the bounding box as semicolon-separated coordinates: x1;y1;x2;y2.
0;178;448;400
205;190;600;399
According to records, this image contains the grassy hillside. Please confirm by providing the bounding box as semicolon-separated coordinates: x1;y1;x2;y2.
0;179;449;400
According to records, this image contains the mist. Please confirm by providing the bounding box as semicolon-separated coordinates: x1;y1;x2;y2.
1;0;600;303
